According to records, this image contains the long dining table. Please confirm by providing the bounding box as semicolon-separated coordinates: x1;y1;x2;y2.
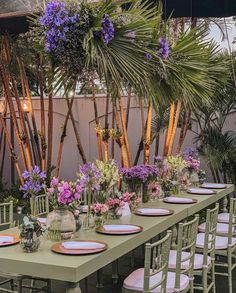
0;184;234;293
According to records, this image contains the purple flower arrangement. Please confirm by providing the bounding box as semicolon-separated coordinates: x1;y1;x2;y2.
100;14;115;44
183;147;200;172
20;166;46;198
77;162;101;192
159;37;169;60
39;1;79;54
47;177;82;208
120;164;159;184
154;155;168;178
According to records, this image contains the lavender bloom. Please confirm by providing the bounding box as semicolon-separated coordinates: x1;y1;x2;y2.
183;147;198;160
20;166;46;198
145;53;153;60
78;162;101;191
100;14;114;44
39;0;79;54
159;37;169;60
120;164;159;183
182;147;200;171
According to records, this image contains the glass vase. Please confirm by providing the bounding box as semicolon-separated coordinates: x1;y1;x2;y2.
94;214;106;228
171;181;180;196
190;171;199;187
46;208;76;241
20;233;40;253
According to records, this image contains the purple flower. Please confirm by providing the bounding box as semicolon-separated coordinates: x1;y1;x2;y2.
78;163;101;191
120;164;159;183
159;37;169;60
100;14;114;44
51;177;59;186
20;166;46;198
145;53;152;60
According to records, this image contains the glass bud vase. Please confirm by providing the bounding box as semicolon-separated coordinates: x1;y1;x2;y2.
190;171;199;187
171;181;180;196
20;233;40;253
94;214;106;228
46;208;76;241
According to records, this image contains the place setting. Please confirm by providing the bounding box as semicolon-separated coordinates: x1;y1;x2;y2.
95;224;143;235
51;240;108;255
200;183;226;189
0;234;20;247
134;208;174;217
163;197;197;204
187;187;216;195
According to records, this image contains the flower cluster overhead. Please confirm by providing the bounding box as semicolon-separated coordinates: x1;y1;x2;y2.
120;164;159;184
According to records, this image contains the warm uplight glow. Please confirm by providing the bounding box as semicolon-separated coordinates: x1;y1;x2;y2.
68;90;75;98
0;100;5;114
21;100;30;112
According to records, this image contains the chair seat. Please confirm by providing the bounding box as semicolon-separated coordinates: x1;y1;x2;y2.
123;268;189;292
198;222;234;235
196;233;236;250
168;250;211;270
217;213;235;224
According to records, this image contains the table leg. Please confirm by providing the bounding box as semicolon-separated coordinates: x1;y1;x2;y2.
66;282;82;293
222;196;228;213
112;260;119;284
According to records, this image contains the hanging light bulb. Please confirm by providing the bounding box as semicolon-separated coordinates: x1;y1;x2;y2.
0;100;5;114
21;100;30;113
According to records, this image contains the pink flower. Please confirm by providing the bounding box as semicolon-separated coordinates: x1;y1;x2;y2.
47;187;54;193
51;177;59;186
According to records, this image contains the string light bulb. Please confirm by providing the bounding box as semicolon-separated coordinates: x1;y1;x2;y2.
21;100;30;113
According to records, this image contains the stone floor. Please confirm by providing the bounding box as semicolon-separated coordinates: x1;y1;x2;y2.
1;248;236;293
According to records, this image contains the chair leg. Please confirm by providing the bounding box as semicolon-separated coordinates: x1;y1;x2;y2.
211;260;216;293
47;279;52;293
29;279;35;293
96;269;104;290
17;280;23;293
202;268;208;293
10;279;14;291
228;251;233;293
84;277;88;293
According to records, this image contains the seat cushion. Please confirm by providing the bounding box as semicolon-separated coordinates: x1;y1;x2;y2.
198;222;233;234
196;233;236;250
123;268;189;293
217;213;236;224
168;250;211;270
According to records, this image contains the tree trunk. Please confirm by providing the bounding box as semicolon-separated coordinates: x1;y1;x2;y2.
66;99;87;164
113;101;129;168
111;105;115;159
119;96;132;166
103;95;109;162
125;88;131;129
139;99;145;163
176;109;191;153
167;100;181;155
47;78;53;175
163;103;175;156
144;102;152;164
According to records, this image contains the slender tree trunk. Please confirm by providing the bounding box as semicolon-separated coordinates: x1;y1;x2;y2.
92;85;103;161
119;96;132;166
176;109;191;153
47;79;53;175
38;57;46;171
111;105;115;159
139;100;145;163
103;95;109;162
113;101;129;168
0;114;23;184
125;88;131;129
144;102;152;164
66;99;87;164
163;103;175;156
0;127;6;178
0;62;27;171
55;97;75;177
167;100;181;155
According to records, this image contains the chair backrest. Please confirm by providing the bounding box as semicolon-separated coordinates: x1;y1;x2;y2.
175;215;199;290
30;194;49;217
0;201;14;228
202;203;219;265
228;197;236;245
143;230;172;293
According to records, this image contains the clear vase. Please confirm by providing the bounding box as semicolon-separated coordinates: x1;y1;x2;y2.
82;213;95;230
171;181;180;196
20;233;40;253
94;215;106;228
46;208;76;241
190;171;199;187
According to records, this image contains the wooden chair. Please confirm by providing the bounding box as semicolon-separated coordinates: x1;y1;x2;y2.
168;215;199;293
122;231;172;293
194;204;219;293
30;194;49;217
198;198;236;293
0;201;51;293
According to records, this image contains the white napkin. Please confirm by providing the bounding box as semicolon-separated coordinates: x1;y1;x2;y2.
0;236;14;243
188;188;214;195
103;225;140;232
117;202;131;217
164;197;194;203
37;218;47;224
62;241;105;250
137;208;169;215
201;183;226;189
